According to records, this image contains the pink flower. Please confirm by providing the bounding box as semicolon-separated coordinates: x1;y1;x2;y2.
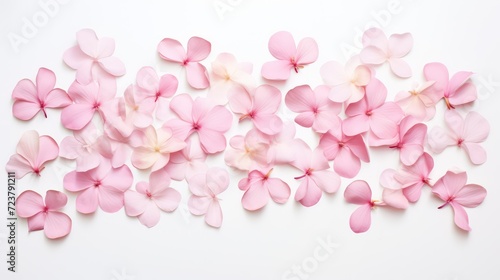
344;180;384;233
380;152;434;209
224;130;270;171
390;116;427;166
261;31;318;80
432;171;487;231
124;171;181;228
129;126;186;171
285;85;342;133
360;28;413;78
59;122;113;172
239;168;291;211
165;93;233;154
6;130;59;179
428;110;489;165
134;66;178;120
188;167;229;228
12;67;72;120
61;80;115;130
63;162;133;213
16;190;72;239
318;122;370;178
157;36;211;89
209;53;254;104
164;139;208;181
394;81;439;121
423;62;477;109
229;84;283;135
63;29;126;84
343;78;404;142
291;140;341;207
321;56;372;104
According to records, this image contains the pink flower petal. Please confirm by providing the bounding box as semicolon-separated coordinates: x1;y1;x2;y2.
388;33;413;57
185;62;210;89
44;212;72;239
382;189;409;209
205;200;223;228
44;190;67;211
137;202;161;228
188;196;211;215
61;103;95;130
349;204;372;233
241;183;270;211
157;38;186;62
296;37;319;65
388;58;412;78
186;36;211;62
360;46;387;65
454;184;487;208
295;178;322;207
450;202;471;231
268;31;296;60
98;56;126;77
27;212;46;232
16;190;44;218
344;180;372;204
75;187;99;214
261;60;292;80
124;190;149;217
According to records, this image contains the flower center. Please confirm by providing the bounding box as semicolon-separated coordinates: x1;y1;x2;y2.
94;180;101;188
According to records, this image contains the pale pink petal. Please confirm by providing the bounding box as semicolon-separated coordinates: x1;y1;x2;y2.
98;56;126;77
400;144;424;166
101;165;133;192
76;29;99;57
388;58;412;78
347;134;370;162
124;190;149;216
318;132;340;160
427;127;455;154
44;88;72;108
35;135;59;169
61;104;95;130
44;190;67;211
63;46;92;71
267;178;291;204
261;60;292;80
12;101;41;120
188;196;211;216
295;178;322;207
16;130;39;167
285;85;314;112
157;74;179;98
449;82;476;106
44;212;72;239
362;28;388;50
432;171;467;201
463;111;489;143
185;62;210;89
344;180;372;204
200;105;233;131
35;68;56;98
153;188;181;212
16;190;44;218
137;202;161;228
328;83;352;103
205;200;223;228
63;171;94;192
198;129;227;154
27;212;46;232
382;189;409;209
98;186;125;213
334;148;361;178
454;184;487;208
450;202;471;231
388;33;413;57
462;143;487;165
242;183;270;211
75;187;99;214
444;109;464;137
321;61;348;86
205;168;230;195
253;114;283;135
379;169;401;190
310;170;340;193
403;184;424;203
169;93;193;121
186;36;211;61
228;86;252;114
349;204;372;233
342;115;370;136
157;38;186;62
294;112;315;128
296;37;318;65
360;46;387;65
448;71;473;94
5;155;32;179
268;31;296;60
423;62;449;92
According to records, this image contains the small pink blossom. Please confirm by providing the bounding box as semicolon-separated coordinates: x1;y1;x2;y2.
6;130;59;179
12;67;72;120
261;31;318;80
239;168;291;211
188;167;229;228
124;171;181;228
344;180;384;233
16;190;72;239
157;36;211;89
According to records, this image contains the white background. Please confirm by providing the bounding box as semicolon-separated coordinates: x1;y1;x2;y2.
1;0;499;279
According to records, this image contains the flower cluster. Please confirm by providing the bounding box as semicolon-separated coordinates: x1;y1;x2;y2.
7;28;489;238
